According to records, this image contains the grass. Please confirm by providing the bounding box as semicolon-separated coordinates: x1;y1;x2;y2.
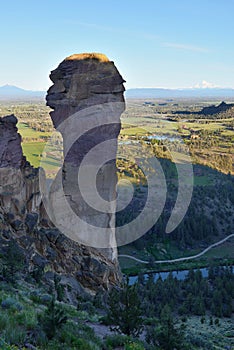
184;316;234;349
120;126;152;136
66;52;109;62
18;122;51;139
0;280;104;350
22;142;46;167
22;142;61;175
119;236;234;276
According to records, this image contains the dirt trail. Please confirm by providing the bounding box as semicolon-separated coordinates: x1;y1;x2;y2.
119;233;234;264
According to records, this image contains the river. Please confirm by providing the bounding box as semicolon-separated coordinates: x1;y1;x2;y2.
128;266;233;285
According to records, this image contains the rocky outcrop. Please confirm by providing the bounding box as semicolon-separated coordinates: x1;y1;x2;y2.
46;53;125;261
0;115;23;168
0;115;41;229
199;101;234;116
0;53;125;297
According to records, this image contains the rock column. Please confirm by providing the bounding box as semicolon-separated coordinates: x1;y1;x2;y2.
46;53;125;261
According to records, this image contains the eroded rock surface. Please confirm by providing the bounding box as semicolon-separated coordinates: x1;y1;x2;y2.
46;53;125;261
0;115;41;227
0;53;125;297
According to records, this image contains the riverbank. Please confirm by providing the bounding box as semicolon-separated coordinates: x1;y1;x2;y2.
120;256;234;276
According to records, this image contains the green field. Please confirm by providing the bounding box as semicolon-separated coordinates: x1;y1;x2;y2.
22;142;61;176
18;122;52;139
22;142;46;167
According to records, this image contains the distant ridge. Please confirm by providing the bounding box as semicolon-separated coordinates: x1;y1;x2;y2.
199;101;234;115
0;85;45;100
2;85;234;101
126;88;234;99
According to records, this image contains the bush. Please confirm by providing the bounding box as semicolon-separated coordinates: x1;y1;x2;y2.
103;335;145;350
39;293;53;305
1;327;27;346
77;301;96;315
38;297;67;339
29;290;41;303
187;334;213;349
15;310;37;330
103;334;129;349
46;337;93;350
200;316;206;324
143;317;158;326
1;298;23;312
0;338;23;350
125;342;145;350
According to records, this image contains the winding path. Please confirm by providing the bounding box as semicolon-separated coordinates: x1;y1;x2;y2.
118;233;234;264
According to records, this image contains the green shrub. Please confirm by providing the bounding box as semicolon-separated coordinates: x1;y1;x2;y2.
143;317;158;326
0;338;24;350
103;334;129;349
38;297;67;339
200;316;206;324
1;297;22;311
77;301;95;315
125;342;145;350
0;313;9;330
1;326;27;346
15;310;37;330
29;290;41;304
187;334;213;349
46;337;93;350
39;293;53;305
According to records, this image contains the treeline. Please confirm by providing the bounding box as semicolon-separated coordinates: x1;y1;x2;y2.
105;264;234;349
117;159;234;251
136;265;234;319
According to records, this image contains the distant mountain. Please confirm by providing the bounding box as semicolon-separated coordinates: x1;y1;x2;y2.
198;101;234;115
0;85;45;100
125;88;234;99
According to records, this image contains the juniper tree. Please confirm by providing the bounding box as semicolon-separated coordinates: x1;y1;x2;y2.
107;277;143;337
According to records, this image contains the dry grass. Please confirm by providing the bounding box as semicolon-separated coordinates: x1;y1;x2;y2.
65;53;109;62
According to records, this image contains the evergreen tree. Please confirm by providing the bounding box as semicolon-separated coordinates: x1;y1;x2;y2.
38;297;67;339
2;240;25;283
107;278;143;336
146;304;188;350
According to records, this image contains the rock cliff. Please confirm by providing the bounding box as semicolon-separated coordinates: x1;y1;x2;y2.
0;115;41;229
0;53;125;297
46;53;125;260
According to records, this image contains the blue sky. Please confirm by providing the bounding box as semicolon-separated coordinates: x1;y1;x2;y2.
1;0;234;90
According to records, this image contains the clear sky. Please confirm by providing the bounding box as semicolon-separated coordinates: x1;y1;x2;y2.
1;0;234;90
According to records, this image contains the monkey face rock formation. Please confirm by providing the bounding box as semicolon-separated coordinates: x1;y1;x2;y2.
46;53;125;261
0;53;125;297
47;53;125;128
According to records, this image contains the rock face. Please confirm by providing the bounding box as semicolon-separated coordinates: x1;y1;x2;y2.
0;53;125;297
47;53;125;129
46;53;125;261
0;115;41;227
0;115;23;168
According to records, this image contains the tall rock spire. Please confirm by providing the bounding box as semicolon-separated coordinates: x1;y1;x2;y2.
46;53;125;261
